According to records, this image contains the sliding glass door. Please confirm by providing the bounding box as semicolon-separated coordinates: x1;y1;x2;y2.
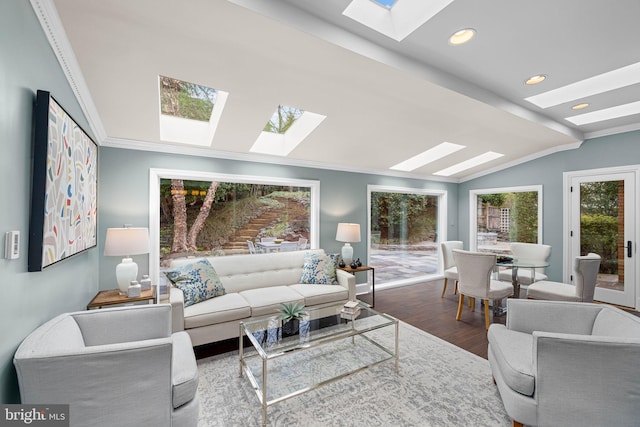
368;186;446;286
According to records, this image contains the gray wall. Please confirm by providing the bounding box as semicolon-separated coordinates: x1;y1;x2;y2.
98;147;459;289
459;130;640;281
0;1;99;403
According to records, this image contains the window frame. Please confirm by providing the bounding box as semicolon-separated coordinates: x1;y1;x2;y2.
148;168;320;289
468;185;543;252
367;184;448;287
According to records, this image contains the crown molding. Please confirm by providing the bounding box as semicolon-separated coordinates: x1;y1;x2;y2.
30;0;107;143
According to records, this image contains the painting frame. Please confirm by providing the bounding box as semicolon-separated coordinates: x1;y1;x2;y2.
28;90;98;272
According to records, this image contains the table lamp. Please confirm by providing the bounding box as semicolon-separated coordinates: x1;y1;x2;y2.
336;223;361;265
104;227;150;295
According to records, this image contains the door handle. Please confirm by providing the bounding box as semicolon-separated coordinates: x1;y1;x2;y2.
627;241;632;258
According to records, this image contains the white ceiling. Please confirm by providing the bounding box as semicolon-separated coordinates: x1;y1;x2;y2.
36;0;640;181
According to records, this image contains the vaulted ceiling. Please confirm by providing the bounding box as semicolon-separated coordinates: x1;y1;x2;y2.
36;0;640;181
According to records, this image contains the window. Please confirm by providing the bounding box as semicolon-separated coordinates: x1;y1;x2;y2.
158;76;229;146
250;105;326;157
370;0;398;9
264;105;304;134
469;186;543;254
368;185;447;286
149;169;319;288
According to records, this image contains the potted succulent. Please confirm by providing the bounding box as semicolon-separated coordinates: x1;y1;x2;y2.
276;302;308;336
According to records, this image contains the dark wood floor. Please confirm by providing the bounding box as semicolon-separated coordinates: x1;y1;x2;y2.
195;279;503;360
359;279;504;359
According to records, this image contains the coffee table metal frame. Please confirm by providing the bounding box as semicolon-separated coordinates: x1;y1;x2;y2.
239;302;399;426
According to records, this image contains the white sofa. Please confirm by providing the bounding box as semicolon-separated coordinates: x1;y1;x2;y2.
488;299;640;427
168;249;355;346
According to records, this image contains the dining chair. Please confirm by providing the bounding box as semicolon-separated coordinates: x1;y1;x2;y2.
298;237;308;249
247;240;258;254
526;253;601;302
440;241;463;297
453;249;514;330
498;242;551;288
261;237;276;242
279;241;299;252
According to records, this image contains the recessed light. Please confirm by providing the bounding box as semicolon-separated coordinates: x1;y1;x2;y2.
571;103;589;110
449;28;475;45
525;75;546;85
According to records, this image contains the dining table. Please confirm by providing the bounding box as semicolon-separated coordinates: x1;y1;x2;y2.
256;241;282;253
493;257;550;315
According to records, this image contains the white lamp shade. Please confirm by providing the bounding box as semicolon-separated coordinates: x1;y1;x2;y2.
335;223;361;243
104;227;150;256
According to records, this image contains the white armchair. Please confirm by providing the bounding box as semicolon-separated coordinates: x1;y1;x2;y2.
488;299;640;427
14;304;199;427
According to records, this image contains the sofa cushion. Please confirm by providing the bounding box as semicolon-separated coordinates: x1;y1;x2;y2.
165;259;226;307
289;283;348;306
487;324;535;396
183;293;251;329
239;286;305;317
300;252;338;285
171;331;199;409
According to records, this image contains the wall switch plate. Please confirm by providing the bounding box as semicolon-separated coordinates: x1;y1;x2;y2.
5;231;20;259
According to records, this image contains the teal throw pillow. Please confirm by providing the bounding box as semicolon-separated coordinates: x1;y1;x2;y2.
300;252;338;285
164;259;225;307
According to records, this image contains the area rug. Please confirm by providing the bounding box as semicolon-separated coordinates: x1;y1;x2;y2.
196;321;510;426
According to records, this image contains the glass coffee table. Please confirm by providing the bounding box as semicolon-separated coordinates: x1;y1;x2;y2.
239;301;399;426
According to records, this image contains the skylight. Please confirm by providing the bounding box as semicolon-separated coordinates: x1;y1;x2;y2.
343;0;455;41
370;0;398;9
433;152;504;177
264;105;304;134
565;100;640;126
525;61;640;109
158;76;228;147
390;142;465;171
250;105;326;157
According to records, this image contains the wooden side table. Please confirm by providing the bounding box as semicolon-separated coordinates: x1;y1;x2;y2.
87;288;156;310
338;265;375;307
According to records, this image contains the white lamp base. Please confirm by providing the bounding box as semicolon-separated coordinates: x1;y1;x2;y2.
115;257;138;295
341;243;354;265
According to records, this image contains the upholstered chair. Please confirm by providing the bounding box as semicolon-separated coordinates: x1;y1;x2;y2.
526;253;601;302
452;249;513;330
14;304;199;427
498;242;551;293
440;241;463;297
488;299;640;427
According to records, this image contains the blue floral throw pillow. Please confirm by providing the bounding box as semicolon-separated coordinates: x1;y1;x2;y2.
300;252;338;285
164;259;225;307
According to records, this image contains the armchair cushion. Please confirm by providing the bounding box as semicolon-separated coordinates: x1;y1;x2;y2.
171;331;199;409
487;325;535;396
